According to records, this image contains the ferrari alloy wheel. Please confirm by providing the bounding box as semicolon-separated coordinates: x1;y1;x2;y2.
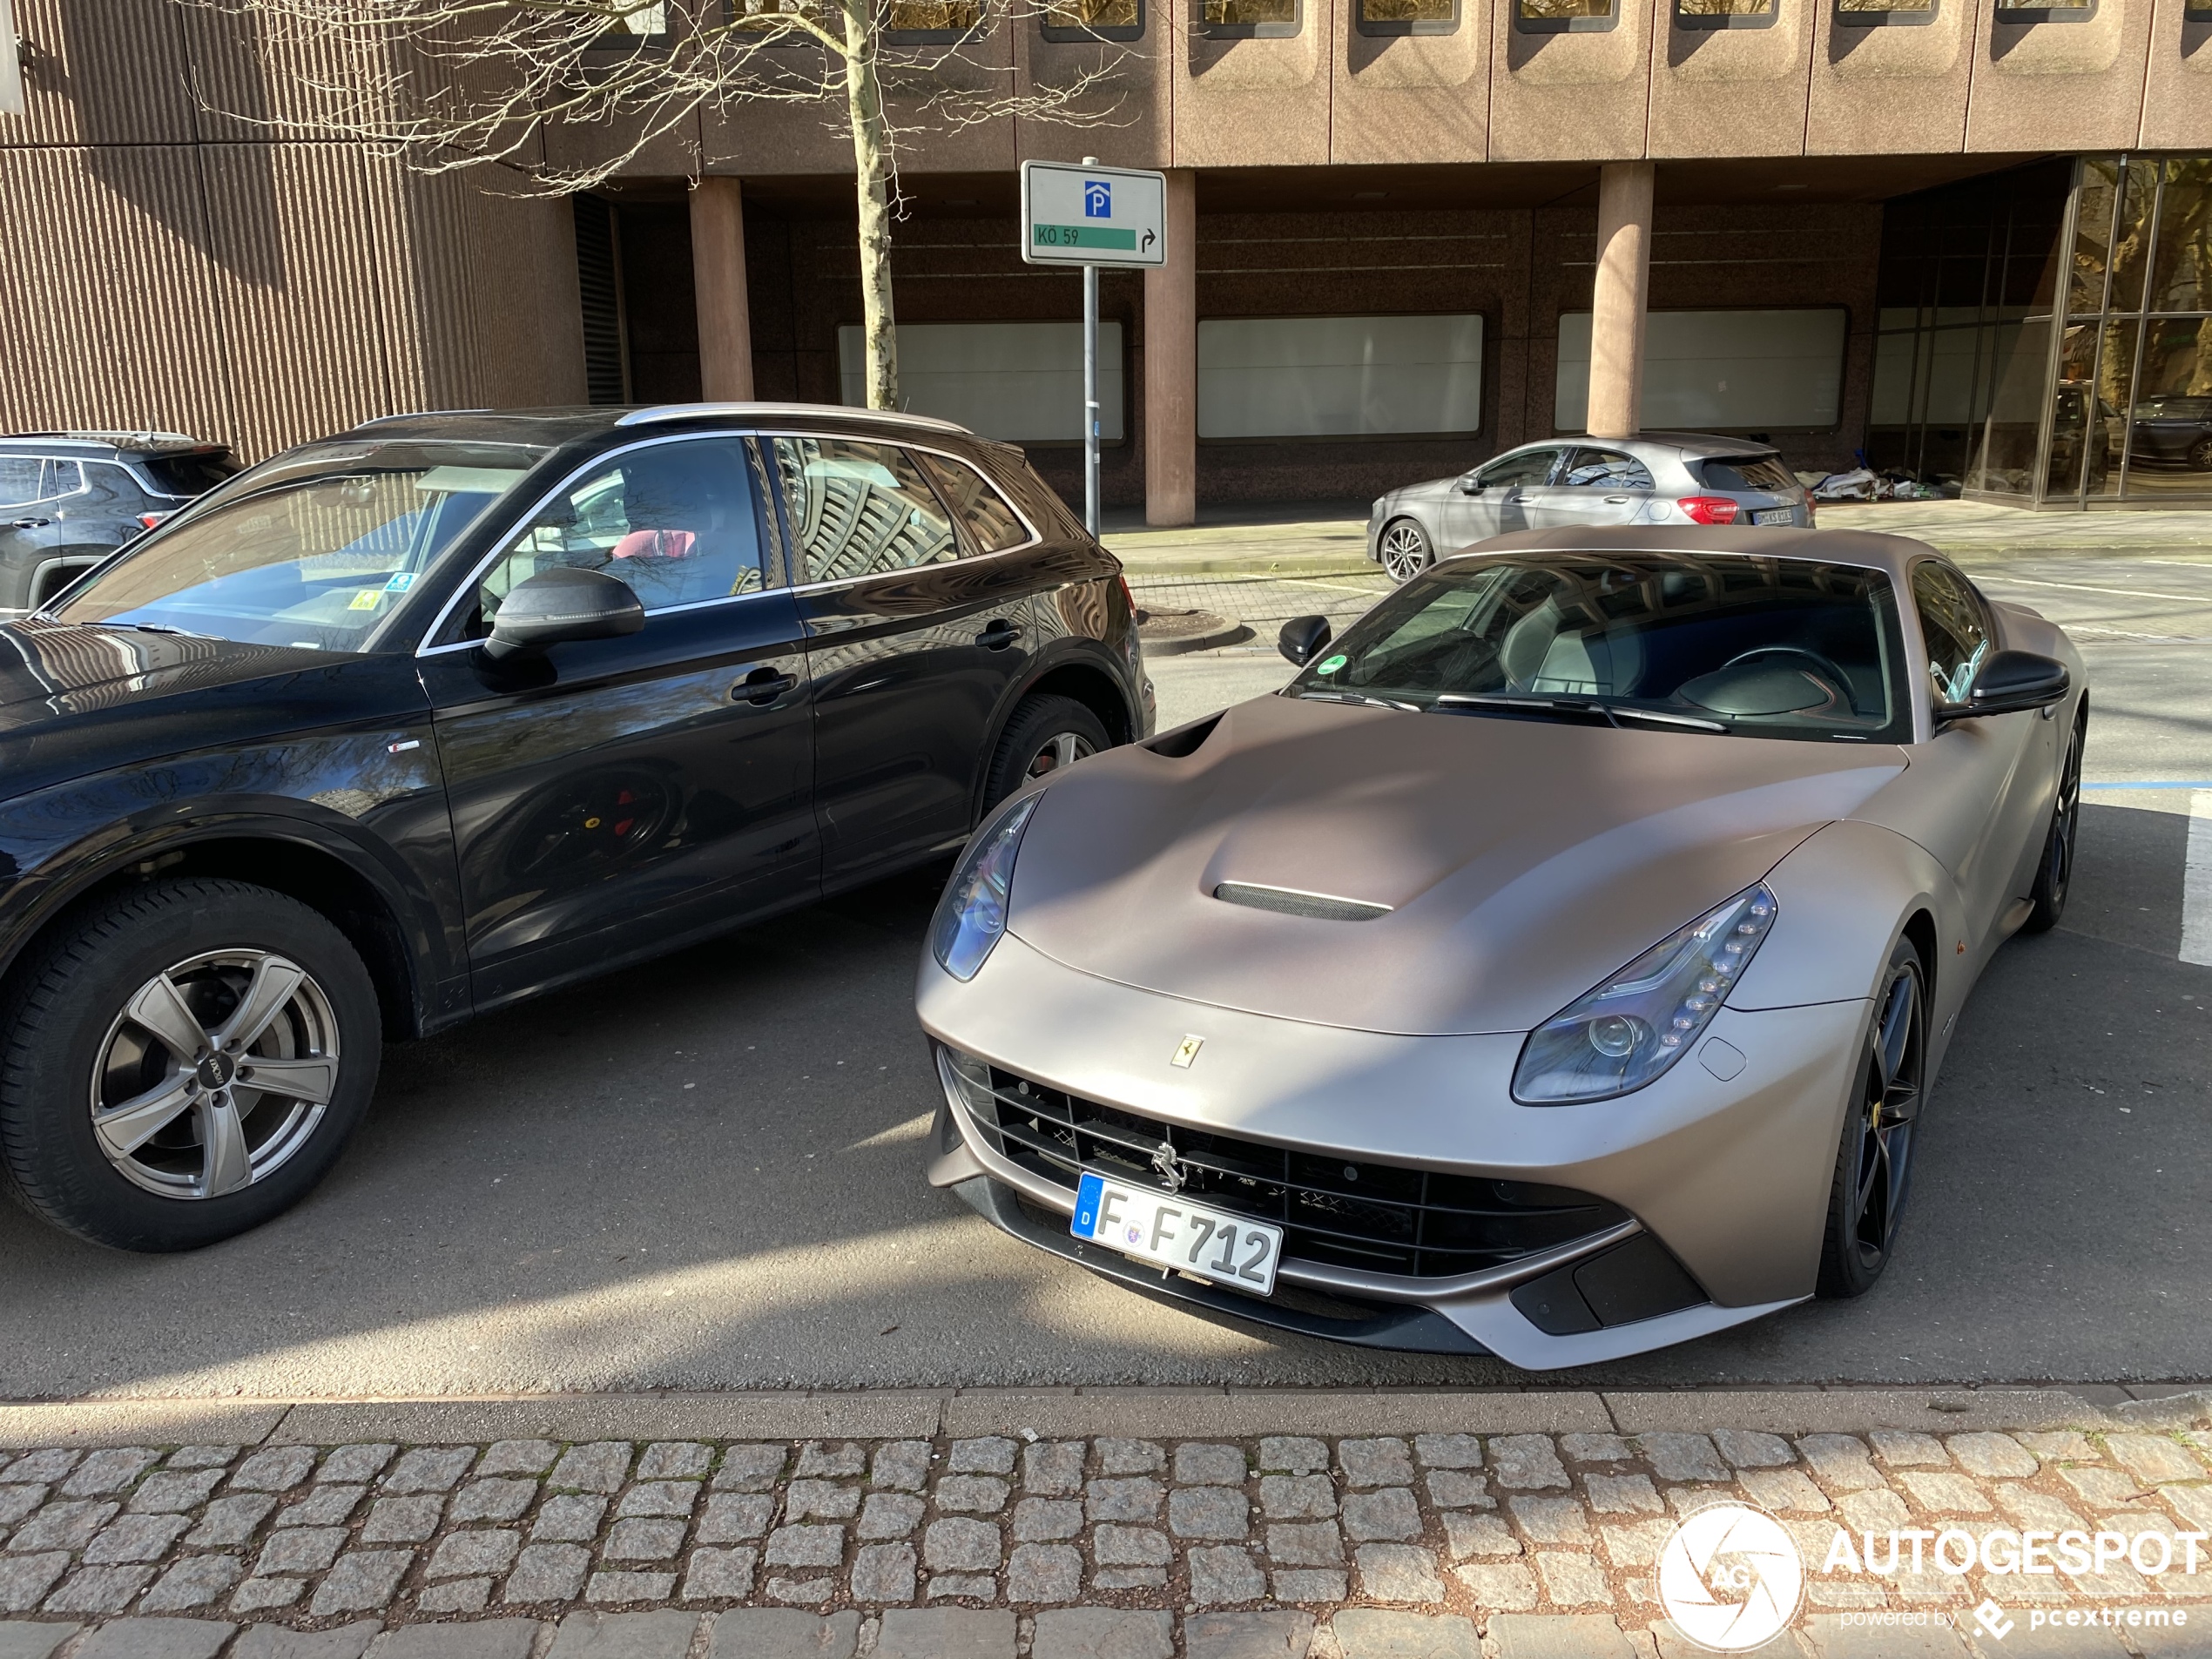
2024;705;2085;934
1817;940;1926;1298
1379;519;1433;583
0;879;380;1251
982;694;1111;811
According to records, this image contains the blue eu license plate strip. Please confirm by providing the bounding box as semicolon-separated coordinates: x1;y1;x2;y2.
1069;1170;1283;1294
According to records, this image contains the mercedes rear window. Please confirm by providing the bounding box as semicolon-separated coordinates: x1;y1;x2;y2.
1697;455;1799;494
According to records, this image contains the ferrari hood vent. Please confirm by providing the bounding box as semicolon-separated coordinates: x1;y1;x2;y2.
1213;882;1391;922
1143;711;1224;759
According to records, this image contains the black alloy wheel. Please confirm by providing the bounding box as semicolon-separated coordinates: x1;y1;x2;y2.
2189;435;2212;472
1816;939;1927;1298
2024;705;2085;934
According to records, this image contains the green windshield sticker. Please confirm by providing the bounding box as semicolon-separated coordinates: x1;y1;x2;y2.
1316;654;1347;676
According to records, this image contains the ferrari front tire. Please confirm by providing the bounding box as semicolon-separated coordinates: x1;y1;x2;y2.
1815;937;1927;1299
2023;704;2085;934
0;879;380;1251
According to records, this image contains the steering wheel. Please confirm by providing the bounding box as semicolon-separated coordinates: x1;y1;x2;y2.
1721;646;1855;705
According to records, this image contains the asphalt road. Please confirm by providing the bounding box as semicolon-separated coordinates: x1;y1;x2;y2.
0;550;2207;1399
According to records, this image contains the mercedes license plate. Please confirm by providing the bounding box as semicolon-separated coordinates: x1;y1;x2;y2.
1072;1171;1283;1294
1752;508;1795;525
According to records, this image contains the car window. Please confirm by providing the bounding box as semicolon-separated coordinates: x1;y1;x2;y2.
1291;554;1909;743
1699;455;1798;494
54;440;543;651
139;451;243;496
0;458;42;509
1912;562;1992;707
82;462;137;504
772;436;958;582
475;437;767;626
1475;448;1562;490
1560;448;1655;489
41;460;84;498
916;451;1028;554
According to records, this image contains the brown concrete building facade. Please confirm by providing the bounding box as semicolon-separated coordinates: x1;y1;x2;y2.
3;0;2209;516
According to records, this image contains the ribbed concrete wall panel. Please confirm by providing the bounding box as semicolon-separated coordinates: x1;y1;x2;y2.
463;190;588;408
0;0;195;146
179;3;391;145
0;145;236;445
200;144;395;458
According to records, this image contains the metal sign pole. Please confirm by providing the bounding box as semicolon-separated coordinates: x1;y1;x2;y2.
1083;262;1101;537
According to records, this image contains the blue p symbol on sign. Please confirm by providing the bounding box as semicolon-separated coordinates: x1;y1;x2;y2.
1083;180;1111;218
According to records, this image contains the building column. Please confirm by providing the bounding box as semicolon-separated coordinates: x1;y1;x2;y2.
690;176;754;402
1587;161;1655;441
1144;168;1198;528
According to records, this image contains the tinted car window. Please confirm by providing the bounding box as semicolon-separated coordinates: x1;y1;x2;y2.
140;451;243;496
773;436;958;582
1291;555;1908;743
476;437;766;623
82;462;138;504
1912;562;1991;706
0;458;43;507
1699;455;1798;493
1560;448;1655;489
55;441;542;651
916;451;1028;553
42;460;84;498
1475;447;1561;490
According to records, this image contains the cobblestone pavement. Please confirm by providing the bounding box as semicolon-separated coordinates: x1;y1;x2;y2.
5;1418;2212;1656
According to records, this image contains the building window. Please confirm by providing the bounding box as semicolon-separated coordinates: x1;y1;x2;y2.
588;1;669;47
1991;0;2094;21
1515;0;1616;35
1197;0;1302;39
1356;0;1459;37
1676;0;1777;28
884;0;984;41
836;321;1126;442
1042;0;1144;40
1554;309;1847;432
1834;0;1935;26
1197;315;1484;439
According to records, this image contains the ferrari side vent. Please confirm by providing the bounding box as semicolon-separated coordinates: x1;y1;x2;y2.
1214;882;1390;922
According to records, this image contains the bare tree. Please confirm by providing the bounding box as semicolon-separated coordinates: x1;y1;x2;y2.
190;0;1136;408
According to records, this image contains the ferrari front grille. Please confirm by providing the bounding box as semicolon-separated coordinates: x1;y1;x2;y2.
964;1063;1630;1281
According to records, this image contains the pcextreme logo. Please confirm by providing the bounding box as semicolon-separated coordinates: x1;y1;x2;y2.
1658;1503;1805;1653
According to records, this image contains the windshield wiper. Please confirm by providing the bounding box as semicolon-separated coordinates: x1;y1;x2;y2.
91;622;218;641
1291;689;1418;711
1606;706;1727;733
1433;694;1727;734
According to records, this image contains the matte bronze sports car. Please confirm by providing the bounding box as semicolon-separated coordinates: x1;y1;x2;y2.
915;527;2086;1367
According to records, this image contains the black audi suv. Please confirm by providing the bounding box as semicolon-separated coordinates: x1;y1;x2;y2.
0;404;1151;1251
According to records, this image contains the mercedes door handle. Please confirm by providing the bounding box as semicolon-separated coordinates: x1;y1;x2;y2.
976;619;1024;650
734;667;799;705
1604;496;1630;503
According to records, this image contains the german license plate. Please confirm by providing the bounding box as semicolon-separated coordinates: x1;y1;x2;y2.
1072;1171;1283;1295
1752;508;1795;525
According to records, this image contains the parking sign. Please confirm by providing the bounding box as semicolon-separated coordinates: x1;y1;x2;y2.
1021;160;1168;268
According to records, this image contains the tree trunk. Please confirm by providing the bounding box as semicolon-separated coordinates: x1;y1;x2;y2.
843;0;898;411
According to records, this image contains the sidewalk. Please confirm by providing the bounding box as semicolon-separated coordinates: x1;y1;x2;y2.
4;1387;2210;1656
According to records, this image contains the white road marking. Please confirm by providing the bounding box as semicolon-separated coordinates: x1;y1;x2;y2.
1979;574;2212;606
2186;792;2212;968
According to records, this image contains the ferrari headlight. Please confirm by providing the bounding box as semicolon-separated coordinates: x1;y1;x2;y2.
1511;884;1778;1104
929;794;1042;982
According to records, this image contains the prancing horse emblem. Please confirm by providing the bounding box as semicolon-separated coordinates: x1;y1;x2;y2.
1151;1140;1187;1192
1170;1034;1204;1069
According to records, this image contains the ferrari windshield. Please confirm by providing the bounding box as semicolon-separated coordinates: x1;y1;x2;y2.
50;440;546;651
1291;554;1910;742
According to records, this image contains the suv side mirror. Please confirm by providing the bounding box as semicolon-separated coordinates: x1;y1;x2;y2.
1952;650;2070;718
1278;615;1332;666
482;567;646;662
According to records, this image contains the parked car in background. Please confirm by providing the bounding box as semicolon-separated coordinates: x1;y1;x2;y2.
1368;435;1814;583
918;529;2084;1366
0;402;1149;1252
0;432;240;616
2128;394;2212;471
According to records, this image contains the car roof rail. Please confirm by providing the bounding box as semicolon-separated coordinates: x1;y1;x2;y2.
350;410;495;429
7;429;207;449
614;401;973;436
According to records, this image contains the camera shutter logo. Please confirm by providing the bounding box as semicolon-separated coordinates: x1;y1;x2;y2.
1657;1502;1804;1653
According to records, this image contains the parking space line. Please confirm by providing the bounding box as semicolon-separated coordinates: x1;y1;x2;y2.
2187;792;2212;968
1979;574;2212;606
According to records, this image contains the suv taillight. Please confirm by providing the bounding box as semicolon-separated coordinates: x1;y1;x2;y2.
1676;496;1740;526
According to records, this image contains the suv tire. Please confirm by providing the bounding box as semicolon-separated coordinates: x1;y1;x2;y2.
983;695;1110;812
0;879;380;1251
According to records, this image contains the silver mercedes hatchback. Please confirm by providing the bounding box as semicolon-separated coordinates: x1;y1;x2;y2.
1368;432;1816;582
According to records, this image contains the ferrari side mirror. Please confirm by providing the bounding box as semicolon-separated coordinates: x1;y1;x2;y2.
1278;616;1332;667
1952;650;2070;718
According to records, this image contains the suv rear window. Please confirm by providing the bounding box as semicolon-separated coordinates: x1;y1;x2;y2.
1697;455;1798;493
140;451;243;496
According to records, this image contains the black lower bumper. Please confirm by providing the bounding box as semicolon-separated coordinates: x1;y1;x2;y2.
952;1175;1492;1357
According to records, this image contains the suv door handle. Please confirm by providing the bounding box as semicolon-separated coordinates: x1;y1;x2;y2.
976;618;1023;650
9;519;51;530
734;667;799;705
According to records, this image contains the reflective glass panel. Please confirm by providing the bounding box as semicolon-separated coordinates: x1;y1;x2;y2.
2107;158;2160;314
1042;0;1141;32
2087;318;2135;498
1966;319;2053;496
2148;159;2212;314
2069;159;2120;318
